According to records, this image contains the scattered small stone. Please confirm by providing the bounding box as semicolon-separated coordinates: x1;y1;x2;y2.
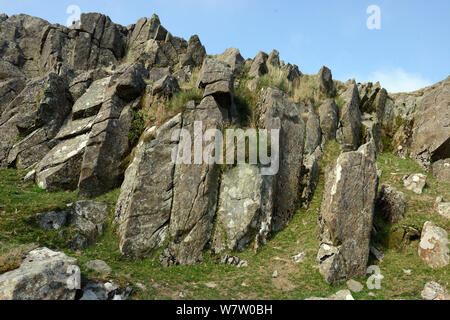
346;279;364;293
330;289;354;300
84;259;112;274
241;282;248;287
179;292;185;298
272;270;279;278
403;269;412;276
219;254;248;268
136;282;146;290
421;281;449;300
291;252;306;264
204;282;217;289
368;292;377;297
402;173;427;194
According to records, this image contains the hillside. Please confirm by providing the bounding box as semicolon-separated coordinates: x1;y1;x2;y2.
0;12;448;300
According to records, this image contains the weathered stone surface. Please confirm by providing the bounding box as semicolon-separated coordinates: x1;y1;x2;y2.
216;48;245;75
148;66;172;83
318;99;339;142
117;115;181;259
68;201;109;249
318;66;336;97
0;248;80;300
152;74;180;98
212;164;274;254
161;97;225;266
433;158;450;183
36;210;69;231
217;254;248;268
376;184;407;223
112;62;148;101
256;88;305;232
418;221;449;269
393;77;450;169
80;280;131;300
267;50;280;69
84;260;111;274
402;173;427;194
305;112;322;155
346;279;364;293
180;35;206;68
248;51;268;78
435;197;450;220
317;141;378;284
197;57;233;89
1;73;72;169
361;116;383;153
299;153;319;208
421;281;450;300
336;84;362;150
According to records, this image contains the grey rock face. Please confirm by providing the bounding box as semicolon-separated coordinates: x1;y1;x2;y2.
305;112;322;155
393;77;450;170
152;74;180;98
318;66;336;97
212;164;274;254
376;184;407;223
216;48;245;75
248;51;268;78
161;97;225;266
0;248;80;300
267;50;280;69
180;35;206;68
80;280;131;300
318;99;339;142
36;210;69;231
1;73;72;169
317;141;378;284
336;84;362;150
299;153;319;208
256;88;305;232
84;260;112;274
418;221;449;269
433;158;450;183
117;115;181;259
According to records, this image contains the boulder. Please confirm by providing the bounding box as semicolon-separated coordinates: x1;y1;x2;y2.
152;74;180;98
112;62;148;101
117;115;181;259
148;66;172;83
180;35;206;68
435;197;450;220
346;279;364;293
433;158;450;183
216;48;245;75
402;173;427;194
36;210;69;231
318;99;339;142
84;260;111;274
0;248;80;300
418;221;449;269
69;201;109;248
376;184;407;223
256;88;305;231
336;84;362;150
317;141;378;284
197;57;234;89
421;282;449;300
211;164;274;254
248;51;268;78
318;66;336;97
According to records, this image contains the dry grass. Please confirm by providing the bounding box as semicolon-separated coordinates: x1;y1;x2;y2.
0;243;38;274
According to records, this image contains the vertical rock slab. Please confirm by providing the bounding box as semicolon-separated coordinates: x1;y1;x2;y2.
319;99;339;143
337;84;362;151
317;141;378;284
418;221;449;269
161;97;225;266
256;88;305;232
117;114;181;259
212;164;275;254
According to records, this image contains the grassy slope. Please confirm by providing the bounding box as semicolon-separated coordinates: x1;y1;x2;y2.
0;141;448;300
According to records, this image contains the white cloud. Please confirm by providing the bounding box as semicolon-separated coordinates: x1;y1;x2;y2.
367;68;432;93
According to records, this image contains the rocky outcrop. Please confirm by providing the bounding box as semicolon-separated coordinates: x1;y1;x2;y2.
393;77;450;170
212;164;274;254
0;248;80;300
318;66;336;97
216;48;245;76
376;184;407;223
418;221;449;269
305;112;322;155
336;84;362;151
256;88;305;232
318;99;339;143
317;141;378;284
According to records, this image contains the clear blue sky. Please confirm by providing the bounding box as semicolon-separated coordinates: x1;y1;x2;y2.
2;0;449;92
